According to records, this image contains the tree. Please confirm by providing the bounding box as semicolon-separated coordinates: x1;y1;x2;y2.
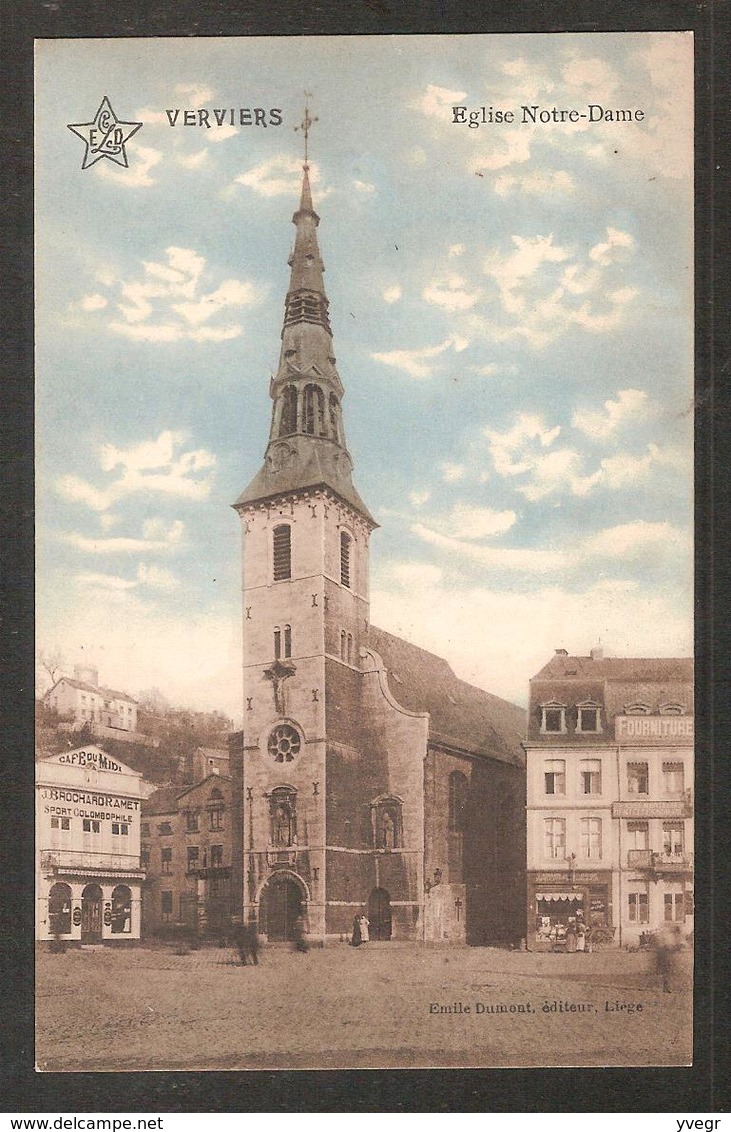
37;648;65;689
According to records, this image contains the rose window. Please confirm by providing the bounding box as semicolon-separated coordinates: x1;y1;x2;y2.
268;724;301;763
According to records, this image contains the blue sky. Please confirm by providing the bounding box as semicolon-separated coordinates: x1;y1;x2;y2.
35;33;694;716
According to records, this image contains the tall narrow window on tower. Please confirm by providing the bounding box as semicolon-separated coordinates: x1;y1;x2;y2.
273;524;292;581
304;384;325;435
284;624;292;658
329;393;340;442
279;385;298;436
340;531;351;588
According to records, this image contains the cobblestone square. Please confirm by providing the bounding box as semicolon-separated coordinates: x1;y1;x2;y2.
35;943;693;1071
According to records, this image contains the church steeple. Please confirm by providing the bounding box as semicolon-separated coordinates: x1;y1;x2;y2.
235;127;375;527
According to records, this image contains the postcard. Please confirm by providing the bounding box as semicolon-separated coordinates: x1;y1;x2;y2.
34;32;694;1071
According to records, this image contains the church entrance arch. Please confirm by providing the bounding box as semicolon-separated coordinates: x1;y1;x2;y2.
368;887;392;941
81;883;103;943
259;873;306;941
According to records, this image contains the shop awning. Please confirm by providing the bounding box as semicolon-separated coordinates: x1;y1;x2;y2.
537;893;584;903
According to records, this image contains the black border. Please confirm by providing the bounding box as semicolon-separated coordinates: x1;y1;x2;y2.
2;0;729;1114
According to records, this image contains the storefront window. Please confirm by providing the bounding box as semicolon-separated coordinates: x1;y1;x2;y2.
48;882;72;935
111;884;132;933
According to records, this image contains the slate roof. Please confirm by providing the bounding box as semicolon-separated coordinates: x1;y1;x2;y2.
142;785;181;816
532;654;693;683
234;443;376;526
368;625;526;768
47;676;138;705
142;774;233;816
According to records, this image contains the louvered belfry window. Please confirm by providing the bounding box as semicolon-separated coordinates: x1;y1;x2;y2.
340;531;351;588
273;524;292;581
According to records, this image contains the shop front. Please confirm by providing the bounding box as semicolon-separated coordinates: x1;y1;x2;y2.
528;871;613;949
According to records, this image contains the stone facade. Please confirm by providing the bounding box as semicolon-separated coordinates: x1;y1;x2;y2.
140;775;234;937
231;162;526;947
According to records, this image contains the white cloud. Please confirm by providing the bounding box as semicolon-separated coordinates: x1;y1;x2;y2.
479;226;640;349
583;520;688;560
408;490;431;508
76;572;136;591
372;336;466;379
80;245;260;343
448;244;465;258
136;563;180;590
383;285;402;304
493;169;575;197
412;524;568;573
440;462;466;483
354;179;376;194
485;413;600;501
422;275;479;312
80;293;108;312
57;430;216;511
96;145;162;188
470;129;532;173
236;155;325;198
419;84;466;118
63;519;184;555
177;149;209;169
449;504;516;540
573;388;649;438
589;227;635;266
485;413;562;477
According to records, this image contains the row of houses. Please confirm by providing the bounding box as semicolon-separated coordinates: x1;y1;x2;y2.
35;646;693;950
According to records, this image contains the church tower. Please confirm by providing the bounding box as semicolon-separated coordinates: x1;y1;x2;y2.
233;141;377;942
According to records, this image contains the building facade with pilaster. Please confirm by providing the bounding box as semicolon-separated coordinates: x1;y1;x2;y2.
36;745;145;944
524;648;694;948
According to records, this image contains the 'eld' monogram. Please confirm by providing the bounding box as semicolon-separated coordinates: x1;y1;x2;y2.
67;97;142;170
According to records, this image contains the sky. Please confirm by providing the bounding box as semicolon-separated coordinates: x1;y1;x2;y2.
35;33;694;718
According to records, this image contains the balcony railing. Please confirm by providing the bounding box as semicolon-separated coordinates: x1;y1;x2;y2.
625;849;693;873
40;849;145;874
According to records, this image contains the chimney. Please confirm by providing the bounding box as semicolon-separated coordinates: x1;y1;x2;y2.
74;664;99;687
554;648;568;656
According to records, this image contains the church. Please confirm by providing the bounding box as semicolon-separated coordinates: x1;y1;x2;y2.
230;139;526;947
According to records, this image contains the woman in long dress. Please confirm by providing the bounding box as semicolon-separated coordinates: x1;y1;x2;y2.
351;914;362;947
359;914;370;943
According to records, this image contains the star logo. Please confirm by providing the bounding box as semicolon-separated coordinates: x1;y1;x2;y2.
67;97;142;170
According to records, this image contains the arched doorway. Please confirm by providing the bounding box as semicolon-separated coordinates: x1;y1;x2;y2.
110;884;132;934
259;874;303;941
48;882;72;936
81;883;103;943
368;887;392;941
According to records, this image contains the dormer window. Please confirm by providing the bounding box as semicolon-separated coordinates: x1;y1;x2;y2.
540;702;566;733
659;702;685;716
576;701;602;734
624;701;651;715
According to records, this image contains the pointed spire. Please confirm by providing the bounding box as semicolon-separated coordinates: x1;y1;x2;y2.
234;106;376;528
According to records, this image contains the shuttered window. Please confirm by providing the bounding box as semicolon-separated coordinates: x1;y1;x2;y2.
273;524;291;581
340;531;351;587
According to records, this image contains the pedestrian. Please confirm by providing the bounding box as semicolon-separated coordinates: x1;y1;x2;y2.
565;918;577;953
293;911;309;953
653;923;683;992
576;920;586;953
358;913;370;943
351;914;362;947
243;921;260;965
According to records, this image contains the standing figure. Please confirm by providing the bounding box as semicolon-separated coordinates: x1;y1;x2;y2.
565;919;577;953
358;913;370;943
653;923;683;992
293;911;309;953
576;920;586;953
351;914;362;947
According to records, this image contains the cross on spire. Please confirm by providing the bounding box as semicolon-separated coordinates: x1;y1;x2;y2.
295;93;318;167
